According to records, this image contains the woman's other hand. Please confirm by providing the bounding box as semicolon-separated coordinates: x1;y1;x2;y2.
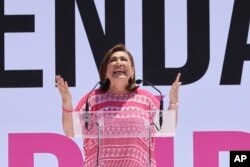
169;73;181;105
56;75;72;105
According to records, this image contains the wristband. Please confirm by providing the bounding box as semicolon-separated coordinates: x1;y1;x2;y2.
62;107;73;113
169;102;179;106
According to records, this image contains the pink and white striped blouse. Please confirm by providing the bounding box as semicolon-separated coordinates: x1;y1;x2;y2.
75;88;160;167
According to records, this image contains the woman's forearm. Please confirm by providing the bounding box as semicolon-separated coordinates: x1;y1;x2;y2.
62;102;74;137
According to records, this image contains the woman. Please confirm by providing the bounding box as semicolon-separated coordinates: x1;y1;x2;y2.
56;44;181;166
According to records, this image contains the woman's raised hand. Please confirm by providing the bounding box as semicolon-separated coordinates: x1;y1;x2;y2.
55;75;72;104
169;73;181;104
56;75;74;137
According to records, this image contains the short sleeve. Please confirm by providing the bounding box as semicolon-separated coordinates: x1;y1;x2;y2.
136;88;160;110
74;94;88;112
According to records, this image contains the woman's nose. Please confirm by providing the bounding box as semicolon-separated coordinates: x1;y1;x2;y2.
116;59;122;65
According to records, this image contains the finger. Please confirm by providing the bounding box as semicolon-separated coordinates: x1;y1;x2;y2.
55;75;61;86
56;80;66;90
55;75;62;80
174;73;181;83
173;82;182;88
56;75;62;84
65;81;69;88
58;77;65;86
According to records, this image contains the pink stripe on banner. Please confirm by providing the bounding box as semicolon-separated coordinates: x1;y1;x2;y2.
155;138;174;167
9;133;83;167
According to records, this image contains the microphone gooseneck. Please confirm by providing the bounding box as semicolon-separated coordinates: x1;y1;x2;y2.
84;81;102;130
136;79;164;129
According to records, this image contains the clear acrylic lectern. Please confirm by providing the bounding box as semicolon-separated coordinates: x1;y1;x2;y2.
72;110;177;167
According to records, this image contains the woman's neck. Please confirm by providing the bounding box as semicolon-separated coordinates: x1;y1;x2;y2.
108;84;130;95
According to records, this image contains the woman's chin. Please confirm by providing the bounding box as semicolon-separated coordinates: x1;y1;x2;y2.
112;74;128;79
110;76;129;81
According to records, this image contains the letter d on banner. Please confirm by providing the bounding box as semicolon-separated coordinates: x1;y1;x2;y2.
9;133;83;167
194;131;250;167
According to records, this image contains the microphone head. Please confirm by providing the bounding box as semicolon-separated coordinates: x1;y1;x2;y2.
135;79;142;84
100;80;106;87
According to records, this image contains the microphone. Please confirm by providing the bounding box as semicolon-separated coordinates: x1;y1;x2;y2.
84;81;105;130
136;79;164;129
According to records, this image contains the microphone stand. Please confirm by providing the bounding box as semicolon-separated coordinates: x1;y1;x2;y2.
83;81;107;166
148;122;152;167
136;79;164;129
135;79;164;167
96;122;100;167
84;81;101;130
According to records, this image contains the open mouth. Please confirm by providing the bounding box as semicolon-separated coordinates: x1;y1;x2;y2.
113;69;126;75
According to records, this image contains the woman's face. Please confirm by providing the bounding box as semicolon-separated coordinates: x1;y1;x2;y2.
106;51;134;82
